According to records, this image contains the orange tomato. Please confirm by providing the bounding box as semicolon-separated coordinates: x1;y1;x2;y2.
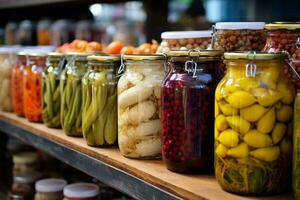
75;40;89;52
151;40;158;54
120;46;135;54
137;43;151;54
86;41;102;52
106;41;124;54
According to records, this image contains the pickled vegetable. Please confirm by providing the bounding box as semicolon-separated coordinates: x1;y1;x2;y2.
60;54;88;136
42;53;65;128
293;92;300;199
82;56;119;146
215;52;293;195
118;56;164;159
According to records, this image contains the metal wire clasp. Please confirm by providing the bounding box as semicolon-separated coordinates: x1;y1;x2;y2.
185;49;198;78
245;51;257;77
117;54;125;75
283;49;300;80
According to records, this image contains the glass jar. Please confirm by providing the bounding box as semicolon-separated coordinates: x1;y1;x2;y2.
161;50;224;173
17;20;36;46
118;55;165;159
0;50;16;112
23;53;46;122
42;52;65;128
60;53;90;137
12;52;27;116
37;20;51;46
82;55;120;147
5;22;18;45
293;91;300;199
263;23;300;90
212;22;266;51
34;178;67;200
13;152;39;176
63;183;99;200
215;52;295;195
158;30;212;53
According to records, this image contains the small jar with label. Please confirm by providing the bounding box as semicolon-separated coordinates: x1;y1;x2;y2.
63;183;99;200
13;152;39;176
34;178;67;200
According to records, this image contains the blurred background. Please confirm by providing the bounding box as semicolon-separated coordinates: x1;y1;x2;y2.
0;0;298;46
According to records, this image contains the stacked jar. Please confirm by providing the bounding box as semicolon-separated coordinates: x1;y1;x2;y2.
212;22;266;51
263;23;300;90
12;52;27;116
63;183;99;200
157;30;212;53
23;53;46;122
82;55;120;147
118;54;165;159
42;52;65;128
161;50;224;173
215;52;294;195
34;178;67;200
60;52;90;136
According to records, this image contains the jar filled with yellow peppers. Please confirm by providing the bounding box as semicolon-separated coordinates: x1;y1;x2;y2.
60;52;90;136
42;52;65;128
118;54;165;159
82;55;120;147
215;52;295;195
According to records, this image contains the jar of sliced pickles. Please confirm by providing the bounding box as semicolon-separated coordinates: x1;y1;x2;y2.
118;54;165;159
24;53;46;122
82;55;120;147
161;50;224;173
60;52;90;136
42;52;65;128
12;52;27;116
263;23;300;90
215;52;295;195
212;22;266;51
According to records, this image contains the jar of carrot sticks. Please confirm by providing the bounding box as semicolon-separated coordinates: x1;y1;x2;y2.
23;53;46;122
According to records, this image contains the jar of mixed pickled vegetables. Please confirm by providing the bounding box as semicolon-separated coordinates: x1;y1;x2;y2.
82;55;120;147
215;52;295;195
161;50;224;173
263;23;300;90
118;54;165;159
212;22;266;51
24;53;46;122
60;52;90;136
12;52;27;116
293;90;300;199
42;52;65;128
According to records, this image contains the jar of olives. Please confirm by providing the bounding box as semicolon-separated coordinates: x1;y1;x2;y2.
212;22;266;51
118;54;165;159
42;52;65;128
263;23;300;89
60;52;90;137
215;52;295;195
161;50;224;173
82;55;120;147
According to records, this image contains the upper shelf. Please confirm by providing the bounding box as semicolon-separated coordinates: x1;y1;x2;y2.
0;111;292;200
0;0;129;9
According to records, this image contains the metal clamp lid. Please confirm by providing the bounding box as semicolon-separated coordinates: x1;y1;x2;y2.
245;51;257;77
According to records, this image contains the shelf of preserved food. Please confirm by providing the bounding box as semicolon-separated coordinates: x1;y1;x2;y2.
0;111;292;200
0;0;131;9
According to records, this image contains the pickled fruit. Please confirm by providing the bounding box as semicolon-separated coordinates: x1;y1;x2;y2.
227;91;256;109
293;92;300;199
257;108;275;134
215;52;293;195
82;57;119;147
240;104;267;122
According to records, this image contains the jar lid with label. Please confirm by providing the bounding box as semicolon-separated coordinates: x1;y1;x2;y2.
63;183;99;198
35;178;67;193
13;152;38;165
215;22;265;30
161;30;212;39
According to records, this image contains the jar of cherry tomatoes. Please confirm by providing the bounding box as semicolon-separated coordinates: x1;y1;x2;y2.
161;50;224;173
63;183;99;200
23;53;46;122
263;23;300;89
12;52;27;117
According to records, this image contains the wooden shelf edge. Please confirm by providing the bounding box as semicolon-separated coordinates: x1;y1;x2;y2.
0;111;293;200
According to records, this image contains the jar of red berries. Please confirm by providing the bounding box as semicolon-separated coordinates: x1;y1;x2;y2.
161;50;224;173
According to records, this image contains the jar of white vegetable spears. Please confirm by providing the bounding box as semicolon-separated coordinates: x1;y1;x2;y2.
117;54;166;159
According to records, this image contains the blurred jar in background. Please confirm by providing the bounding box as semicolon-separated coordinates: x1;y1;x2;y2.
5;22;18;45
17;20;36;46
92;22;104;43
75;20;93;41
37;20;51;46
51;20;73;46
114;21;136;45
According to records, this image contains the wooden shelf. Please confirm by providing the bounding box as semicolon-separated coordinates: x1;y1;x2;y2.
0;111;292;200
